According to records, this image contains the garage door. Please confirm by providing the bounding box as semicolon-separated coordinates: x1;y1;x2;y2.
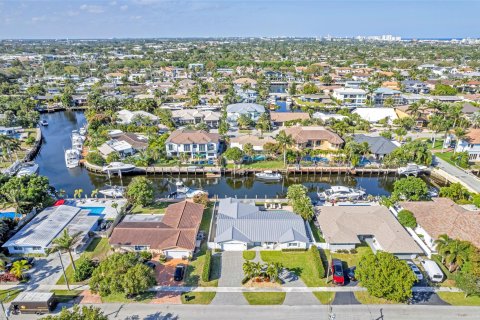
221;242;246;251
164;250;188;259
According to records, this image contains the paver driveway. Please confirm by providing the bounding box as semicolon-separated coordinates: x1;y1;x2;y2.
152;258;187;304
212;251;248;305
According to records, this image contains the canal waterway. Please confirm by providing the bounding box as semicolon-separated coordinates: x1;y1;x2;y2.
36;111;436;199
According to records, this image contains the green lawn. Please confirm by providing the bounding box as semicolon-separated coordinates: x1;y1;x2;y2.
242;160;285;169
309;221;325;243
260;250;326;287
131;202;169;214
424;138;445;150
293;98;324;108
56;238;111;285
181;292;216;304
0;289;23;302
101;291;156;303
313;292;335;304
243;251;256;260
354;291;400;304
437;292;480;306
184;248;220;287
329;246;371;269
51;290;82;303
199;204;214;234
243;292;286;305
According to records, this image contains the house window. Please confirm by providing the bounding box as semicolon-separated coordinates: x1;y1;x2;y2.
184;144;190;151
199;144;206;152
134;245;148;251
288;243;298;247
32;246;42;251
13;246;23;251
168;144;173;151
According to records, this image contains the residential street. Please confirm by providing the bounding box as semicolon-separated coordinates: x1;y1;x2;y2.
10;304;480;320
434;157;480;193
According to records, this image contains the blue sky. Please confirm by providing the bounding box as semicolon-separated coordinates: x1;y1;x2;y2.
0;0;478;39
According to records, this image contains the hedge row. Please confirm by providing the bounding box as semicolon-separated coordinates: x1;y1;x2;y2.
202;249;212;282
309;246;325;278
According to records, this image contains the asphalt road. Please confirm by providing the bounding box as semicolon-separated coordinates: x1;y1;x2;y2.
434;157;480;193
11;304;480;320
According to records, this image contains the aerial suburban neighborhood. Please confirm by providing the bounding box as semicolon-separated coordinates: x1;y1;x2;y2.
0;1;479;319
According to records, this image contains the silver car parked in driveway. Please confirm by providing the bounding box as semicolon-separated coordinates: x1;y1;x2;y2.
407;261;424;281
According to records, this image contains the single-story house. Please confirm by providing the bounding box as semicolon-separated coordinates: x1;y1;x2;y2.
230;135;276;152
270;112;310;127
116;109;159;125
110;201;204;259
317;205;423;259
171;109;221;128
353;107;398;124
166;129;222;160
281;126;344;151
3;205;100;255
399;198;480;250
312;112;347;122
213;198;311;251
352;134;399;159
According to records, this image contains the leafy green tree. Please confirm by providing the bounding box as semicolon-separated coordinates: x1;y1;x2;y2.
49;229;83;272
455;271;480;298
431;83;457;96
439;183;471;203
302;82;319;94
41;305;108;320
287;184;308;202
0;175;54;214
391;176;428;201
356;251;416;302
74;257;95;282
0;135;21;161
292;196;314;221
86;151;105;166
243;143;255;159
223;147;244;164
123;263;158;295
397;210;417;228
383;140;432;167
126;176;154;206
237;114;253;129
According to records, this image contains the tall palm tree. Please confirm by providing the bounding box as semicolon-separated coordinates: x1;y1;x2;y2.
266;262;282;282
49;229;83;272
10;260;31;280
275;131;294;168
444;240;471;272
0;135;21;162
453;127;467;155
434;234;453;264
73;188;83;199
0;253;11;271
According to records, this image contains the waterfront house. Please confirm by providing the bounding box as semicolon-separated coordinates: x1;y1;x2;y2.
116;109;159;125
270;112;310;127
399;198;480;250
312;112;347;122
171;109;221;128
166;129;221;160
455;128;480;163
352;134;399;160
110;201;204;259
233;78;257;89
3;205;100;255
213;198;310;251
332;88;367;106
281;126;343;151
229;135;276;152
353;107;398;124
317;205;423;259
372;87;403;106
98;133;148;158
226;103;265;126
402;80;430;94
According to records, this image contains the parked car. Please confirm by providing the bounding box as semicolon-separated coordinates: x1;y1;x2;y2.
420;259;444;283
346;266;356;281
143;261;156;270
407;261;423;282
331;259;344;285
174;264;185;281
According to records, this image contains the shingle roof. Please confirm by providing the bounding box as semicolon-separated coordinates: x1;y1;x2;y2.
318;205;422;254
400;198;480;248
282;126;344;145
214;198;309;244
109;201;204;251
166;129;221;144
352;134;398;155
270;112;310;123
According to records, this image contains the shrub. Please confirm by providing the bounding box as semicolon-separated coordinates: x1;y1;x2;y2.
86;151;105;166
138;251;153;262
202;250;212;282
126;177;154;206
309;246;325;278
397;210;417;228
193;193;209;206
350;248;358;254
74;257;95;282
25;136;36;146
281;248;307;252
158;254;167;263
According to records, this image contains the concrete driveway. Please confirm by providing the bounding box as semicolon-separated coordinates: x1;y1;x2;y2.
212;251;247;305
25;252;71;287
279;269;319;305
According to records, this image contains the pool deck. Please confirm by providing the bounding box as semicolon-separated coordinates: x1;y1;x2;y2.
70;198;128;220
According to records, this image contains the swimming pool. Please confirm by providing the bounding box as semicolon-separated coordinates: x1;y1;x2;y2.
0;212;22;220
80;207;105;216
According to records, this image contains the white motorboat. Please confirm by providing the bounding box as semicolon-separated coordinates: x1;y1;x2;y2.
318;186;366;201
102;162;136;173
65;149;80;168
99;186;125;198
286;97;293;105
175;181;190;194
16;162;39;177
255;170;282;181
397;163;428;176
173;181;207;198
79;125;87;136
71;131;85;151
40;120;48;126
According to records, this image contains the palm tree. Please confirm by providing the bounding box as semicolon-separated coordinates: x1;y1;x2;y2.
265;262;282;282
90;189;99;198
2;187;30;215
444;240;470;272
434;234;453;264
73;188;83;199
0;253;11;271
10;260;31;280
453;127;467;155
275;131;294;168
243;261;255;280
49;229;83;272
0;135;21;162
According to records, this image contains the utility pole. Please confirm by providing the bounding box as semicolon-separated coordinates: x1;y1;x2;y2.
57;251;70;291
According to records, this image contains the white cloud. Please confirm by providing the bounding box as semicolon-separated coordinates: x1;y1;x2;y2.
80;4;105;14
120;5;128;11
31;16;47;23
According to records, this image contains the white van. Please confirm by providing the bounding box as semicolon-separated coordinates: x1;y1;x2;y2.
420;259;444;283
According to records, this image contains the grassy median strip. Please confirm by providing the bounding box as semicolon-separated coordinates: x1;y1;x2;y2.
437;292;480;306
181;292;216;304
243;292;286;305
313;292;335;304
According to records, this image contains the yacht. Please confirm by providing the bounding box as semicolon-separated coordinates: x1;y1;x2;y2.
175;181;190;194
318;186;366;201
102;162;136;173
16;162;39;177
79;125;87;136
255;170;283;181
397;163;428;176
172;181;207;198
99;186;125;198
40;120;48;126
65;149;80;168
71;131;85;151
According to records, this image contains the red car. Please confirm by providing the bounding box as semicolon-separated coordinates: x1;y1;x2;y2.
331;259;345;285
